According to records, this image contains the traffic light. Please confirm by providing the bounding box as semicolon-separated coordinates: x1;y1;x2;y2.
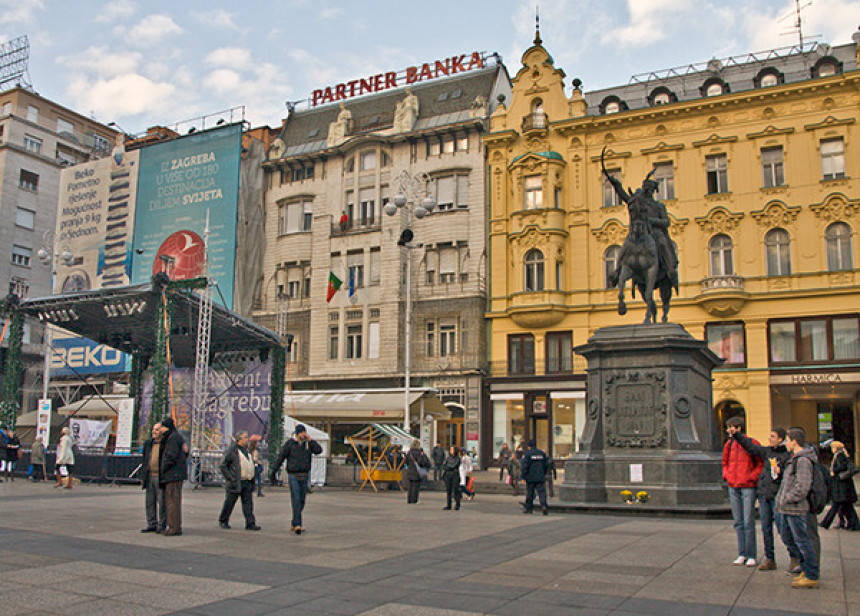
397;229;414;246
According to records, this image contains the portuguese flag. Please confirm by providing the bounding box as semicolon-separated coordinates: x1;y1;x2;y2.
326;271;343;302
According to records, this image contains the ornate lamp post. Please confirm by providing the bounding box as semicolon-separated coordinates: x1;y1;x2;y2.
36;231;74;401
384;170;435;433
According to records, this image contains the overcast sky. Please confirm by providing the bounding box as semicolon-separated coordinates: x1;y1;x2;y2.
2;0;857;132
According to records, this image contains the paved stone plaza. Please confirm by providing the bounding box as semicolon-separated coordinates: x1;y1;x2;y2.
0;480;857;616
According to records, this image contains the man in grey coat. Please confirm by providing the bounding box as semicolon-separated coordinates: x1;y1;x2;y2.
775;428;819;589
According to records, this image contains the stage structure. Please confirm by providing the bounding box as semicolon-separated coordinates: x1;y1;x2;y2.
4;275;286;478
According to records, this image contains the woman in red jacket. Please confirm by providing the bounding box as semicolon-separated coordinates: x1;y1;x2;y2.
722;416;764;567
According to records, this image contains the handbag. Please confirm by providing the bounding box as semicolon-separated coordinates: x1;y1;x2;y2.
837;460;859;481
412;454;429;480
466;476;475;492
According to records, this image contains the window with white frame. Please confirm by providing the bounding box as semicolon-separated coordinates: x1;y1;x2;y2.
358;187;375;227
442;137;455;154
328;325;339;360
27;105;38;122
439;321;457;356
15;207;35;229
706;154;729;194
347;251;364;288
57;118;74;135
604;245;620;288
709;234;734;276
19;169;38;191
426;322;435;356
438;244;457;284
820;138;846;180
345;324;363;359
602;169;622;207
360;150;376;171
302;201;313;231
765;228;791;276
435;174;470;211
524;248;544;291
761;147;785;187
11;245;31;267
524;175;542;209
826;222;853;272
56;149;78;166
10;277;28;298
278;200;313;234
368;322;380;359
23;134;41;153
456;136;468;151
652;163;675;200
427;139;441;157
368;247;380;286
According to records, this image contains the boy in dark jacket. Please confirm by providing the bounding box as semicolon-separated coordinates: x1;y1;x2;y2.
733;427;792;571
271;424;322;534
722;416;763;567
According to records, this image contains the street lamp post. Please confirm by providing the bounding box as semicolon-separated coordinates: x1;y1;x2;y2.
384;170;436;433
36;231;74;401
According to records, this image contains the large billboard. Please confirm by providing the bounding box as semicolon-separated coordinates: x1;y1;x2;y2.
130;124;242;307
48;328;129;377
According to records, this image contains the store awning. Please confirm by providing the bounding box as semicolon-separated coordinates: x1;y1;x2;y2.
283;388;451;422
347;423;415;448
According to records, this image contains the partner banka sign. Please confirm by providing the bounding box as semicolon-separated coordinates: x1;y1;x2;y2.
311;52;485;107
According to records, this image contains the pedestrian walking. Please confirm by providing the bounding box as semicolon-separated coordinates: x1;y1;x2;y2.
521;439;550;515
723;416;763;567
509;446;523;496
140;423;166;533
821;441;859;531
271;424;322;535
431;441;445;482
775;428;820;589
2;429;20;481
732;426;792;571
29;436;46;482
249;435;265;498
459;448;475;501
55;426;75;489
405;440;431;504
498;443;511;482
158;417;187;536
219;431;261;531
441;446;461;511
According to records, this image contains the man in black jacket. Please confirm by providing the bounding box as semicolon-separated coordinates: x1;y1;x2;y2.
734;427;793;571
431;441;445;482
521;439;549;515
219;431;261;531
271;424;322;534
140;423;165;533
158;417;187;536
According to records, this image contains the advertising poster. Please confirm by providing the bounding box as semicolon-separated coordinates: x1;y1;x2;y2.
55;140;140;292
48;328;129;376
130;124;242;308
70;418;112;449
36;398;52;445
115;398;135;454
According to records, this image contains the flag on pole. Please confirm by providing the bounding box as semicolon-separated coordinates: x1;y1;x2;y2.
326;271;342;302
348;268;355;298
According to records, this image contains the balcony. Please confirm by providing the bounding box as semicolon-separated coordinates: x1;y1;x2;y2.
521;112;548;135
508;290;567;328
695;275;749;317
488;356;587;378
331;219;381;237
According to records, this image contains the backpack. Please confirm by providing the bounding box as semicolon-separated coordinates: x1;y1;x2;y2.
792;456;829;514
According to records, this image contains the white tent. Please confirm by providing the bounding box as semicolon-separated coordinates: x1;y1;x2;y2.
283;416;330;487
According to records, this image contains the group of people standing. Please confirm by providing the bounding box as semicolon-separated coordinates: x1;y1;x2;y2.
722;416;859;591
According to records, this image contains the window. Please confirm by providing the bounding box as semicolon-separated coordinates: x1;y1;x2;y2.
435;174;469;211
439;321;457;356
347;251;364;289
345;157;355;173
769;321;796;363
427;140;441;157
287;280;300;298
328;326;339;360
833;318;860;360
92;134;110;152
303;272;311;298
706;155;728;194
345;190;355;225
653;163;675;200
302;201;313;231
524;176;542;209
15;207;35;229
57;118;74;135
709;234;734;276
760;73;778;87
706;82;724;97
27;105;38;122
277;204;287;235
706;322;745;366
11;245;31;267
56;149;78;166
508;333;535;375
291;168;304;182
604;100;620;114
524;249;544;291
442;137;455;154
456;136;468;151
358;188;375;227
769;316;860;364
2;101;11;115
556;260;563;290
761;147;785;187
426;322;435;356
653;91;670;105
439;244;457;283
765;228;791;276
602;169;621;207
799;320;828;362
278;200;313;234
604;245;620;288
368;247;380;286
820;138;845;180
23;135;41;153
531;100;545;127
826;222;853;271
368;322;380;359
360;150;376;171
10;277;28;298
345;324;363;359
546;331;572;373
19;169;38;191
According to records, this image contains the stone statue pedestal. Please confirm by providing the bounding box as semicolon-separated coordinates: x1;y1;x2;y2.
559;324;725;508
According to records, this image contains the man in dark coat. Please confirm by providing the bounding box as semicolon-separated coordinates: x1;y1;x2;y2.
271;424;322;534
158;417;187;536
521;439;549;515
219;431;261;531
140;422;166;533
404;440;431;504
431;441;445;482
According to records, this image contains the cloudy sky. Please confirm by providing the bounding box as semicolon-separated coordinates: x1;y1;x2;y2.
2;0;857;132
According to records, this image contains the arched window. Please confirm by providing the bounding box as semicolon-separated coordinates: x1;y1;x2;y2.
604;245;620;288
812;56;842;78
701;78;729;98
531;100;545;128
599;96;626;115
753;68;784;88
524;249;545;292
765;228;791;276
709;234;734;276
826;222;853;271
648;87;676;106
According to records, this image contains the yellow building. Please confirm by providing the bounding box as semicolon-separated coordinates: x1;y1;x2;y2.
483;29;860;464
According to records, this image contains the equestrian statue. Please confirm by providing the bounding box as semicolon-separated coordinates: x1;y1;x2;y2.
602;147;679;324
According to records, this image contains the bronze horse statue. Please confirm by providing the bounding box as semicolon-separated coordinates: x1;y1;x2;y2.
602;148;678;324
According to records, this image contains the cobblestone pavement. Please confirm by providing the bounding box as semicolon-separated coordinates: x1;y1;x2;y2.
0;480;857;615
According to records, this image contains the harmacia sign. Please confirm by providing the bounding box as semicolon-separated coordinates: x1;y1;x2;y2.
311;51;485;107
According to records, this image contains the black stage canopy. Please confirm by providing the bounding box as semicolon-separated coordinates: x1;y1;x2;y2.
19;279;283;367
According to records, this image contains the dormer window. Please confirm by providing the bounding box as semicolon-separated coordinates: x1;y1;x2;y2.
701;77;729;98
599;96;626;115
754;68;783;88
706;83;723;96
818;63;836;77
812;56;843;78
760;73;778;87
605;101;620;113
647;87;676;107
654;92;670;105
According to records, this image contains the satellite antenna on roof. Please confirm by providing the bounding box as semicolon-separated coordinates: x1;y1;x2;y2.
779;0;819;50
0;35;32;91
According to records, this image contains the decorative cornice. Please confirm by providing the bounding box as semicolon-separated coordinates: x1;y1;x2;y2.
809;192;860;222
746;125;795;140
692;133;739;148
804;115;856;131
668;214;689;237
591;219;627;246
695;206;744;234
640;141;684;155
750;201;802;228
589;148;631;162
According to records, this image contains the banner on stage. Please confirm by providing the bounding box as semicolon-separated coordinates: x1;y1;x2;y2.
70;418;112;449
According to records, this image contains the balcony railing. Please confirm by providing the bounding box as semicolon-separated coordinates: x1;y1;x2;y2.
521;112;548;133
699;275;745;293
488;356;587;378
331;219;381;236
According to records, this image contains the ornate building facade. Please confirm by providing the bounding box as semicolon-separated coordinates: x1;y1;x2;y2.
483;30;860;464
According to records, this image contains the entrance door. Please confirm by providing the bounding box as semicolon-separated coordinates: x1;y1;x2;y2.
438;419;464;450
531;416;550;453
